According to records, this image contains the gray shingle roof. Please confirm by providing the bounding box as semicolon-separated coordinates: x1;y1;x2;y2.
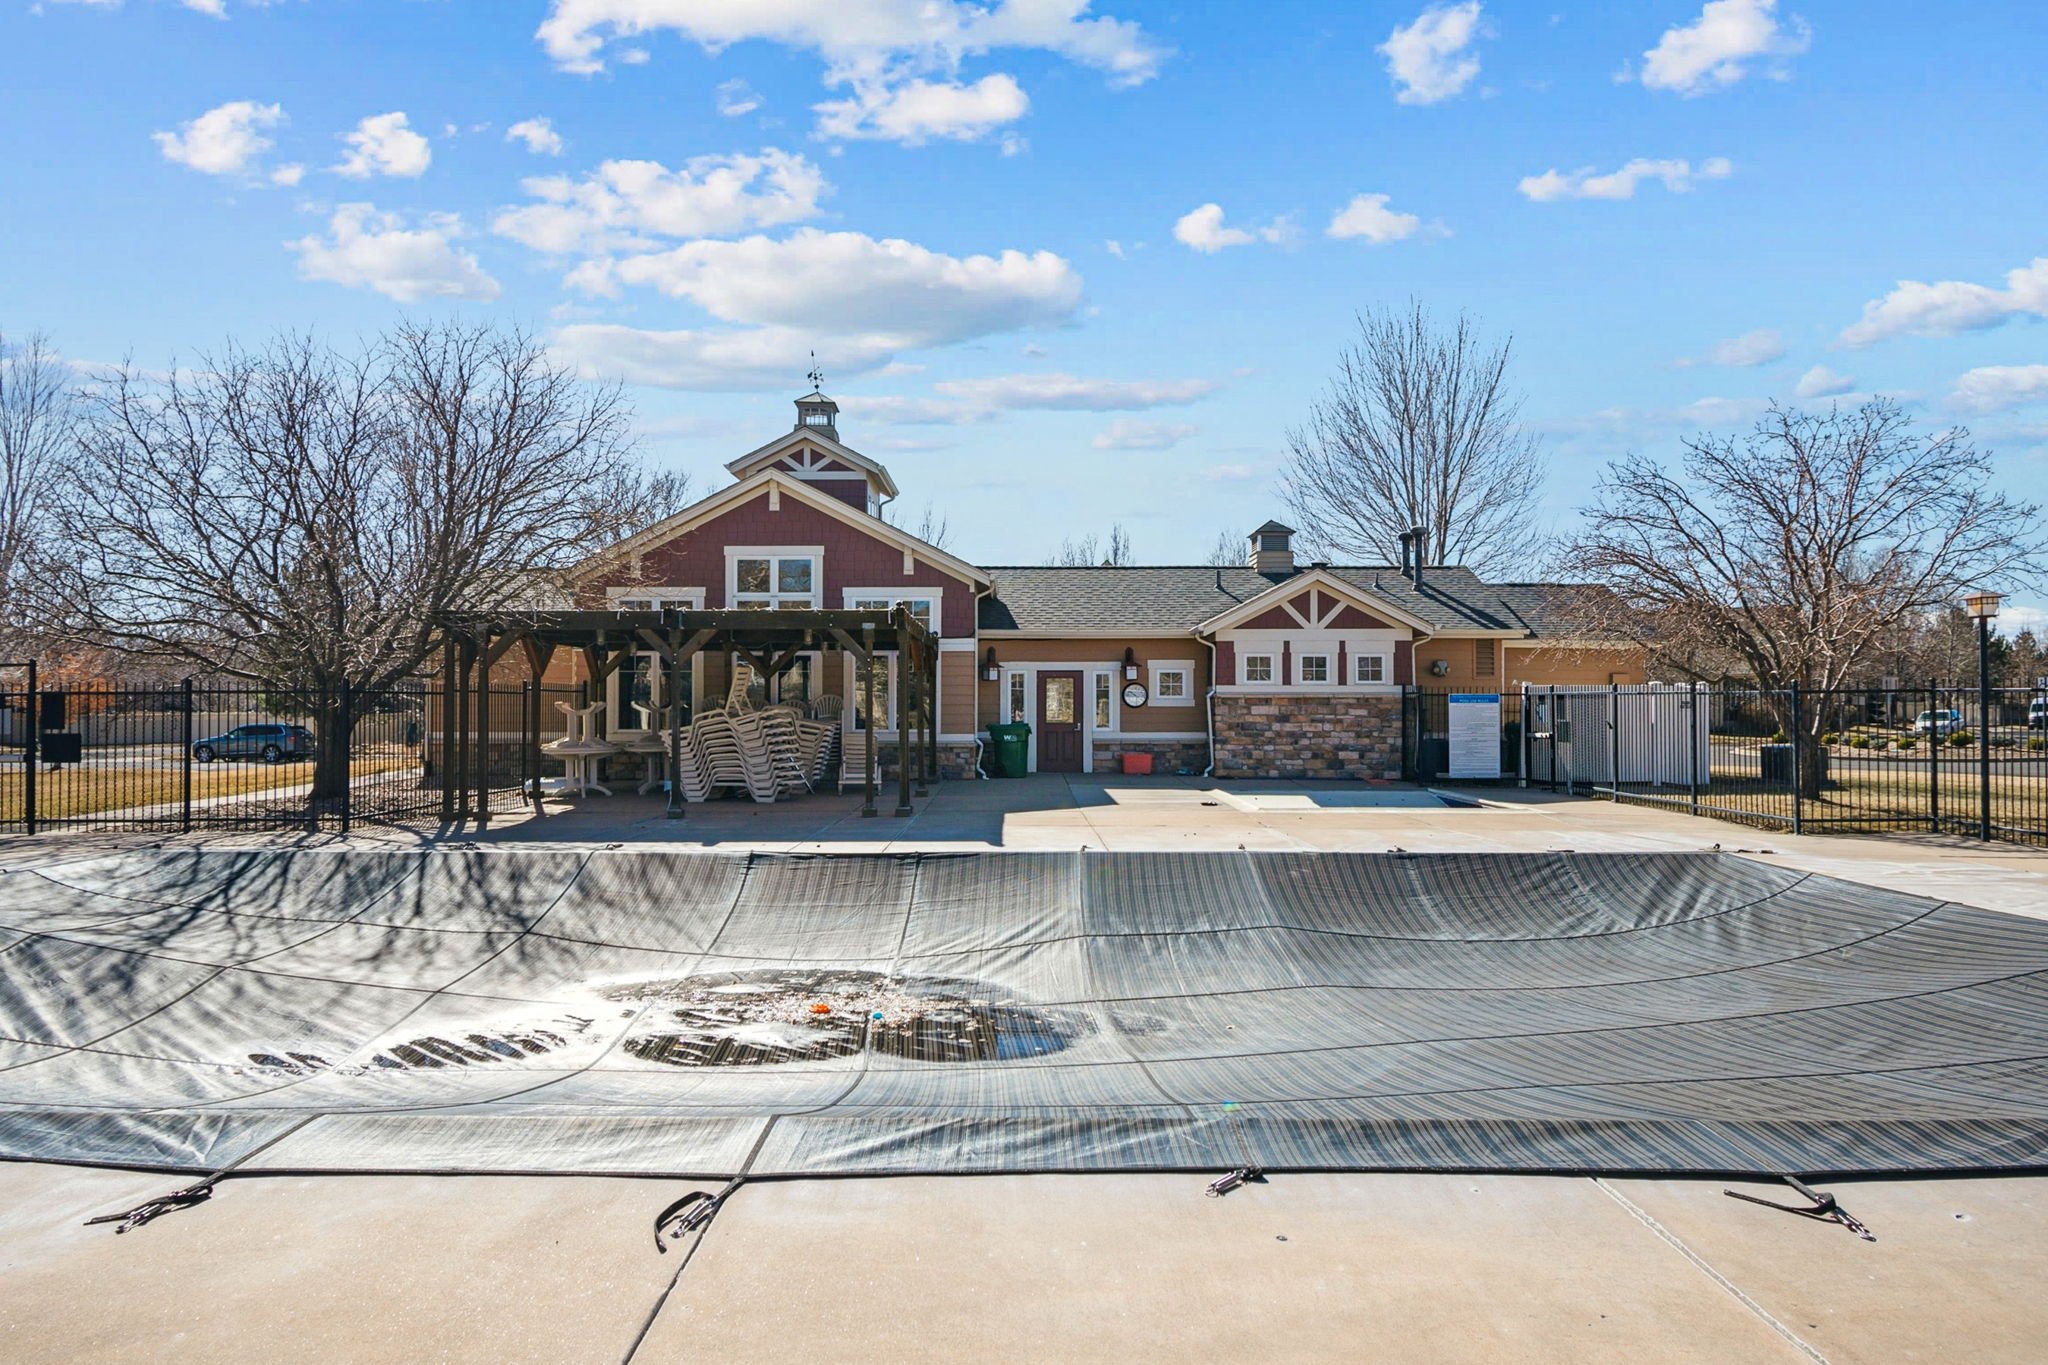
978;565;1617;637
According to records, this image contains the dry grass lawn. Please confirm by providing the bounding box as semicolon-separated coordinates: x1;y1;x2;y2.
0;757;412;822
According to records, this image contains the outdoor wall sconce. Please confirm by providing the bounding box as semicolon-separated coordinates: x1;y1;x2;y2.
1429;658;1451;677
983;646;1000;682
1123;646;1139;680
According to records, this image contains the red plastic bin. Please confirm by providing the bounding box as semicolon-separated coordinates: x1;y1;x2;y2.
1120;752;1154;776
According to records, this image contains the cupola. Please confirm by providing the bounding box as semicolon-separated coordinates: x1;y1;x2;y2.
1248;520;1296;576
794;388;840;441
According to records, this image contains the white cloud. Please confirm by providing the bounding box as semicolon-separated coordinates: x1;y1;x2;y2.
936;373;1215;411
591;228;1082;346
1837;258;2048;348
1326;193;1423;244
1173;203;1291;253
287;204;501;303
1637;0;1809;95
551;324;898;391
534;0;1168;87
1518;156;1732;202
334;112;432;179
152;100;284;176
1949;365;2048;414
493;149;828;254
48;0;237;13
550;228;1084;391
506;117;566;156
1378;2;1486;105
716;78;763;117
270;163;306;186
1677;327;1784;368
814;73;1029;144
1532;395;1772;439
1794;364;1856;398
1092;418;1198;450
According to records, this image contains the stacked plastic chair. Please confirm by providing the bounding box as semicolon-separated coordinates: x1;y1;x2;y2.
540;701;620;797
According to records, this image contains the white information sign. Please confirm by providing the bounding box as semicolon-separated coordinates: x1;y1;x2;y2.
1447;693;1503;779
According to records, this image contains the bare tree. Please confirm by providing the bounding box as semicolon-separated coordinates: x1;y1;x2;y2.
1050;523;1132;566
0;330;72;657
1558;400;2045;794
1282;301;1543;573
1203;528;1241;567
30;322;690;801
883;499;952;550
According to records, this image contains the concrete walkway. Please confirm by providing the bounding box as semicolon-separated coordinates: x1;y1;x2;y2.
4;1162;2044;1363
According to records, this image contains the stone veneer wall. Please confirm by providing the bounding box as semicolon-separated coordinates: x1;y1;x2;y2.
1213;694;1404;780
1091;739;1210;776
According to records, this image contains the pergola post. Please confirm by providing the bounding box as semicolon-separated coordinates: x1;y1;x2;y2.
452;636;474;822
925;633;940;785
861;623;879;816
896;607;915;816
521;636;554;813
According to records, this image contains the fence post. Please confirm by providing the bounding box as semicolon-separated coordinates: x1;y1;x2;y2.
1789;684;1804;837
1928;681;1941;835
1608;682;1620;798
338;679;352;838
23;659;38;836
180;677;194;834
1689;683;1701;819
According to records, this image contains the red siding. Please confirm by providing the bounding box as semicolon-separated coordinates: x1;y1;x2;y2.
1215;639;1236;686
1329;605;1392;629
1241;605;1301;630
1240;594;1395;631
594;490;978;636
813;478;869;509
1394;640;1415;685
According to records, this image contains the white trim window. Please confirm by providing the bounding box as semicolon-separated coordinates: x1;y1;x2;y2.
607;587;704;611
1093;672;1114;730
1242;653;1275;685
1006;671;1027;723
1150;659;1196;707
1298;653;1331;685
844;589;940;632
1354;653;1386;683
727;547;821;610
847;651;896;731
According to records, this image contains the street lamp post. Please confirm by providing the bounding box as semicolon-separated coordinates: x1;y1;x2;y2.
1964;591;2004;841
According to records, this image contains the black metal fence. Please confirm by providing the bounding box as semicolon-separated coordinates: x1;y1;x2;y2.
0;673;571;835
1415;682;2048;847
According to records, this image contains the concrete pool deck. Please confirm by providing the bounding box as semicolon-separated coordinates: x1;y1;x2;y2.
4;777;2047;1362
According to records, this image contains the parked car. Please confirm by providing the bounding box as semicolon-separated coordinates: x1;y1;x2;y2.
191;723;317;764
2031;697;2048;729
1912;709;1965;736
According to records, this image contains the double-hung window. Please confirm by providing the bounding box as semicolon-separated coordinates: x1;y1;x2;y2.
1242;654;1275;685
732;554;816;610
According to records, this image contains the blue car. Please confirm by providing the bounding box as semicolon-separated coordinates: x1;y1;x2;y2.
191;723;317;764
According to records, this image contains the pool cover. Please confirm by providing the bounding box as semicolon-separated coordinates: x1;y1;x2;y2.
3;849;2047;1180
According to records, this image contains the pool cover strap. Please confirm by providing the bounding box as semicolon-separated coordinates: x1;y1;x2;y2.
85;1180;217;1234
1723;1176;1877;1242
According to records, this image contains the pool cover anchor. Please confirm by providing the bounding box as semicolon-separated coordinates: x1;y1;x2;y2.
1205;1167;1265;1198
84;1179;218;1235
654;1178;745;1252
1723;1175;1877;1242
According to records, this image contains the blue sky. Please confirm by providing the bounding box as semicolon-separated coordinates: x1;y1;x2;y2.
4;0;2045;619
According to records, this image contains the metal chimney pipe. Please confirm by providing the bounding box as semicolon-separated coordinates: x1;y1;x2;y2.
1409;525;1429;590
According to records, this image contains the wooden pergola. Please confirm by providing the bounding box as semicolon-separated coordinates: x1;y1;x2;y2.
433;606;942;823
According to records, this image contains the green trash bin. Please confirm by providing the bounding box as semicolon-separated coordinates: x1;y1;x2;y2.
986;722;1031;778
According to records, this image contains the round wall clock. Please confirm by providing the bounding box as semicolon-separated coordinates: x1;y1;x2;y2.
1122;682;1149;707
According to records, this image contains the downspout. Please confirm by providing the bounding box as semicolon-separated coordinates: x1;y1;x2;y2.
1201;634;1219;777
970;579;994;778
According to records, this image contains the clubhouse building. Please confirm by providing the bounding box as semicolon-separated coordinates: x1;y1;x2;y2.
546;391;1642;780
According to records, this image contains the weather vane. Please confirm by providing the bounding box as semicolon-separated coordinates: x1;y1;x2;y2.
806;351;824;390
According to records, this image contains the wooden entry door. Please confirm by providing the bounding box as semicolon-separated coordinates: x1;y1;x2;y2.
1037;671;1083;773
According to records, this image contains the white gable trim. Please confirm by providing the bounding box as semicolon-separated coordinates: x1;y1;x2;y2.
725;429;900;499
569;469;987;588
1195;568;1441;635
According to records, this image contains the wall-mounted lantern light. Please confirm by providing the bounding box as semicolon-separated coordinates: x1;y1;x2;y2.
982;646;1000;682
1123;646;1139;680
1429;658;1451;677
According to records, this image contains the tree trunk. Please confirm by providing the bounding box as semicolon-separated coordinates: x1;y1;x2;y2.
310;692;357;805
1764;692;1831;800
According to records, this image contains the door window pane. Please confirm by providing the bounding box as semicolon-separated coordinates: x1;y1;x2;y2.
1043;676;1076;724
1008;673;1026;722
854;654;894;731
